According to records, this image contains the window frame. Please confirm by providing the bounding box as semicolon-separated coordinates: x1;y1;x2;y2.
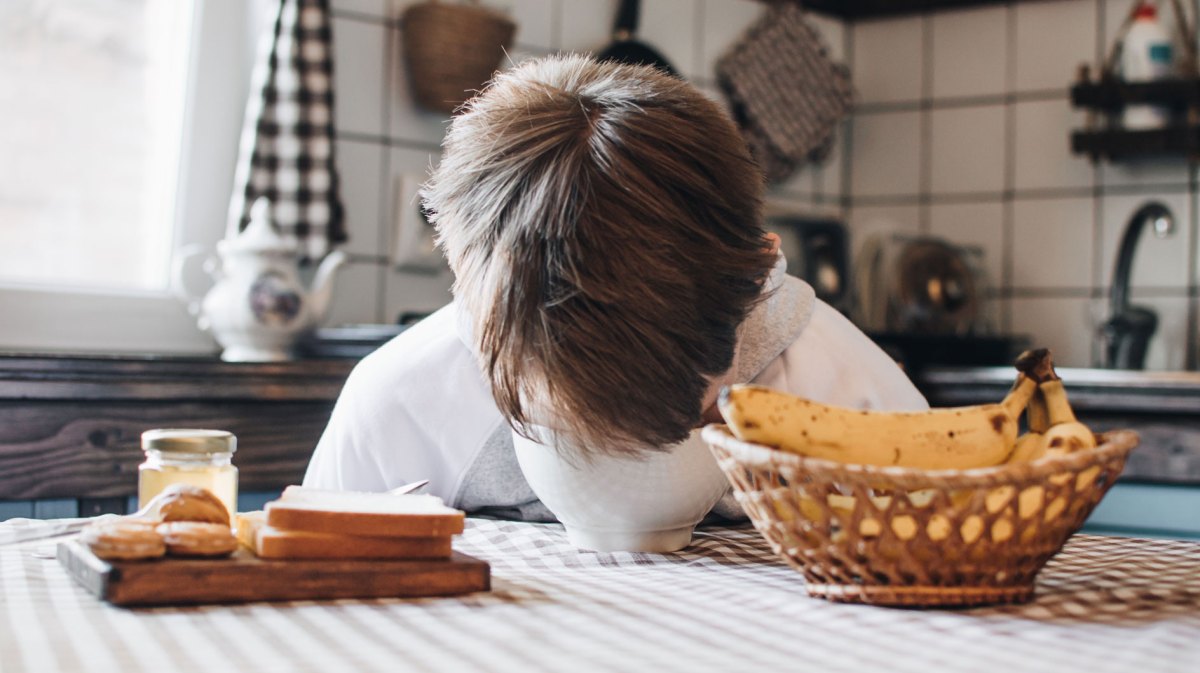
0;0;262;355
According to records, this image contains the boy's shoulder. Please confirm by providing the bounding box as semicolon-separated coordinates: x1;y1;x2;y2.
343;303;482;402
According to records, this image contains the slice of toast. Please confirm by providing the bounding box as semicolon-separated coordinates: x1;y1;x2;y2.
236;512;452;560
264;486;465;538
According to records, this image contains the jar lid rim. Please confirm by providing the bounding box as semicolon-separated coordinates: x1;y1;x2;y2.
141;429;236;454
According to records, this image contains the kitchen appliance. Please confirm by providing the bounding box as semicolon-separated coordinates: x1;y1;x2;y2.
854;233;1027;371
767;216;850;314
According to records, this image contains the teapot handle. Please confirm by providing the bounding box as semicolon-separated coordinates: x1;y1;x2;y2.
173;244;216;316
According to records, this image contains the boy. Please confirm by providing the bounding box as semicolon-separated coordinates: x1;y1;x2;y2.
303;55;926;520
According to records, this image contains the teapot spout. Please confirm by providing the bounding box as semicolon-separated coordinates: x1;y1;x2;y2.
307;250;348;326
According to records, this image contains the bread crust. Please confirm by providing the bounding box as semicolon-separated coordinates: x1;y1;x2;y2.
156;522;238;557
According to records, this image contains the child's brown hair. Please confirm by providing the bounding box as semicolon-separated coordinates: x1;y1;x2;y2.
423;54;776;456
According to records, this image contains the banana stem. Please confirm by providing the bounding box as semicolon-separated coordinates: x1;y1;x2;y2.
1026;387;1049;434
1040;380;1078;424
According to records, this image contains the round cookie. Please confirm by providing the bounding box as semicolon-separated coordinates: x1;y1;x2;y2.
154;484;231;526
157;522;238;558
81;520;166;561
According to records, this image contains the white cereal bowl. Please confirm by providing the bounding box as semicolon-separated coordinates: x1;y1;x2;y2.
511;426;731;553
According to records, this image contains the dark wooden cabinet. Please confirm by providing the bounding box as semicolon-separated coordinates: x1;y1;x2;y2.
0;354;356;502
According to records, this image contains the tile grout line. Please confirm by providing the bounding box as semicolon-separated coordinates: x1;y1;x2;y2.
1188;164;1200;369
841;18;855;214
917;12;933;234
1089;0;1106;365
375;12;397;324
1001;0;1018;335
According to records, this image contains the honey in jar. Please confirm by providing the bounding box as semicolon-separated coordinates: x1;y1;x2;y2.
138;429;238;518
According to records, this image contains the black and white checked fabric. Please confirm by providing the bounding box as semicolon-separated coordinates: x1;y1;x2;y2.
2;519;1198;673
228;0;346;261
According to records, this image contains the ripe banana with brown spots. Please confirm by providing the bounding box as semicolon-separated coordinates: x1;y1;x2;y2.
717;374;1037;470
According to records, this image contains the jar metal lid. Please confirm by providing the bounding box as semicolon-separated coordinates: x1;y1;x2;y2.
141;429;237;454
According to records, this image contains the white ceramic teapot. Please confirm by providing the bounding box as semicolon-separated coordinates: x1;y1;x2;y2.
177;199;346;362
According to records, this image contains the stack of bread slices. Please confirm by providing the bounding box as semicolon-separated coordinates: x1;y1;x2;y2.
236;486;465;560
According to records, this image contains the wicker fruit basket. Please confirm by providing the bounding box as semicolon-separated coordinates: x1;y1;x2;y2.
701;424;1138;607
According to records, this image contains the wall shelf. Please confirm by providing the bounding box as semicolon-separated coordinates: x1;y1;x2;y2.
1070;76;1200;161
805;0;1009;20
1071;126;1200;160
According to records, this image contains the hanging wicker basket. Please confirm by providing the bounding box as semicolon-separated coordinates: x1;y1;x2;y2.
401;0;516;114
702;424;1138;608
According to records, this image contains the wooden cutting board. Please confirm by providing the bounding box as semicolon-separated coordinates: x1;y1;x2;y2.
57;540;490;607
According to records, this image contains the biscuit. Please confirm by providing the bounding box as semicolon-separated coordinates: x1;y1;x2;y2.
154;484;231;526
81;520;166;561
157;522;238;558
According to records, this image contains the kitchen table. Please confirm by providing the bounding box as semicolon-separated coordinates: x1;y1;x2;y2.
2;518;1198;673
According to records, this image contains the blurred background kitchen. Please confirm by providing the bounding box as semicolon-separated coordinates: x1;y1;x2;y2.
1;0;1197;537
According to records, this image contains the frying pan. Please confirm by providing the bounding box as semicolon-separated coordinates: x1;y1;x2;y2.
596;0;677;76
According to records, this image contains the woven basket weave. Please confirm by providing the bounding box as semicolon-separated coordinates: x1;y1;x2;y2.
401;1;515;114
702;425;1138;607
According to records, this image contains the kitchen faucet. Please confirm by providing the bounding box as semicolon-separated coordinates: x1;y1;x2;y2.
1102;201;1175;369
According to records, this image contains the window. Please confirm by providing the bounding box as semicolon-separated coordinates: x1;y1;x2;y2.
0;0;260;353
0;0;192;292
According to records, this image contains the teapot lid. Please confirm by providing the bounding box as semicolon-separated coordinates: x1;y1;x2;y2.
223;199;299;254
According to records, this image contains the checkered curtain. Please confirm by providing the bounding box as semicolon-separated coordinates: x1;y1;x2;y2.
228;0;346;262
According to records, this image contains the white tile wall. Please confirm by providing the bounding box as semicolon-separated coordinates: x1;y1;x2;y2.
850;112;922;197
1013;0;1097;93
699;0;764;77
1011;197;1095;289
384;268;454;324
388;34;453;146
852;16;925;103
327;261;383;324
336;140;385;257
847;204;921;252
1010;296;1095;367
332;17;386;136
930;105;1006;195
930;5;1007;99
1013;98;1094;191
638;0;701;79
558;0;619;53
481;0;557;50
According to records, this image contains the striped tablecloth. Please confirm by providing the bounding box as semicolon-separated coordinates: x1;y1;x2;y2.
2;518;1198;673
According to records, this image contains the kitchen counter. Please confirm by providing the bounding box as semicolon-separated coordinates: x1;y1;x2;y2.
2;518;1199;673
919;366;1200;414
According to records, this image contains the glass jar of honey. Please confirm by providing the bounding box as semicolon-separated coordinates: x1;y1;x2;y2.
138;429;238;518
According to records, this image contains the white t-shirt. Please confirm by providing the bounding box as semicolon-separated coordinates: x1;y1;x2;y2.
304;280;928;508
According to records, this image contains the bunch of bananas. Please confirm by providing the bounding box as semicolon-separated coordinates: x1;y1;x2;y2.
718;348;1096;470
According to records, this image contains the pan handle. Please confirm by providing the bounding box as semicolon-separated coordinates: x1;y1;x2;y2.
613;0;640;38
